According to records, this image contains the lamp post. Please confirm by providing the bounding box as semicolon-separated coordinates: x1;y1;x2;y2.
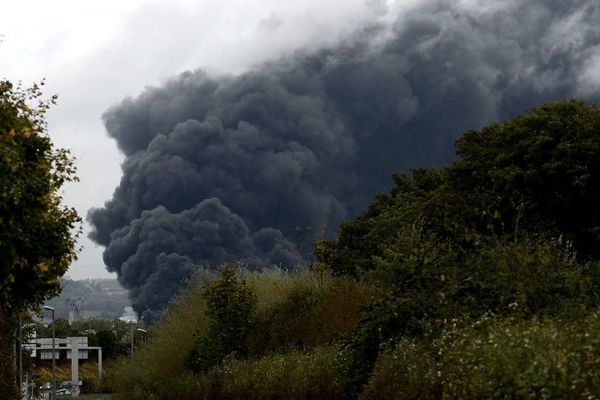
18;314;22;396
18;320;35;399
130;323;133;354
43;306;55;400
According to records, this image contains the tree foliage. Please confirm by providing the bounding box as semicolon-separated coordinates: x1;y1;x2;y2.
187;265;255;372
316;100;600;397
106;99;600;399
0;80;80;398
318;100;600;277
451;100;600;257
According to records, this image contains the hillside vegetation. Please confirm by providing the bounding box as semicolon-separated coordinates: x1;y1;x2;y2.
44;278;130;320
110;100;600;399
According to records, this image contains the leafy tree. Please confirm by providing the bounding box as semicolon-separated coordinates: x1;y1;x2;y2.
450;100;600;258
318;100;600;277
314;168;445;277
317;100;600;397
89;329;120;360
0;80;80;398
187;265;255;372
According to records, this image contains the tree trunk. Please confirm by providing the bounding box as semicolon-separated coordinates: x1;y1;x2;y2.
0;309;18;400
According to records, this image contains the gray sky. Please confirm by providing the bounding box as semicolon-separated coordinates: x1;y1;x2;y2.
0;0;396;279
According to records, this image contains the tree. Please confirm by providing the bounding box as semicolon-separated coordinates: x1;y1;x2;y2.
451;100;600;258
314;168;445;277
317;100;600;397
318;100;600;276
0;80;80;398
186;265;255;372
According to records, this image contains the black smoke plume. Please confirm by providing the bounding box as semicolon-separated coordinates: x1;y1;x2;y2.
89;0;600;317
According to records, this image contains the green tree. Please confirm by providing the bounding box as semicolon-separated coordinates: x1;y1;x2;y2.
317;100;600;397
314;168;445;277
187;265;255;372
450;100;600;258
89;329;120;360
34;318;75;338
0;80;80;398
318;100;600;277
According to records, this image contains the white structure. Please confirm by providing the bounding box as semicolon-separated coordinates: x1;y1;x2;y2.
32;336;102;398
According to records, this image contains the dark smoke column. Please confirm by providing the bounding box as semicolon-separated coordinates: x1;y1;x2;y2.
88;69;359;317
89;0;600;318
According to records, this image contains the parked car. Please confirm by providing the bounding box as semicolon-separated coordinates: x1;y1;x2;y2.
59;381;72;389
56;387;72;396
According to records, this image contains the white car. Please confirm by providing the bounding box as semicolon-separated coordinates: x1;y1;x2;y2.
55;387;72;396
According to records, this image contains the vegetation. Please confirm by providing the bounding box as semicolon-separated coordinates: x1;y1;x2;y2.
106;100;600;399
0;80;80;398
361;312;600;399
9;98;600;398
82;100;600;399
318;100;600;397
109;269;368;399
186;266;256;372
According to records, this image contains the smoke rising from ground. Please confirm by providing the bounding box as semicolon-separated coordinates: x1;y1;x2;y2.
89;0;600;317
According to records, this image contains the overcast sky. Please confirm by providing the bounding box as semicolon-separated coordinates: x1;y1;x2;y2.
0;0;398;279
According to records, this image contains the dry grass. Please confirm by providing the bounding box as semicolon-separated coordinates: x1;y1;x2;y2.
110;268;370;399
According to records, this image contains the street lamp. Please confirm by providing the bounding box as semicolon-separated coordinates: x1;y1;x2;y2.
43;306;55;400
18;314;22;396
18;320;36;399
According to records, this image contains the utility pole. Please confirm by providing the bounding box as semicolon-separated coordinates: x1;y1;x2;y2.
43;306;55;400
18;314;22;396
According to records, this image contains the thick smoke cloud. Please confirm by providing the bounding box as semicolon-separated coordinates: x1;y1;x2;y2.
89;0;600;316
108;198;301;313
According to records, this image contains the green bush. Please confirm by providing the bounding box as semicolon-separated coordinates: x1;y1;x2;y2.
187;265;256;372
362;313;600;399
246;273;369;355
110;269;213;399
110;268;369;399
335;232;590;398
194;346;343;400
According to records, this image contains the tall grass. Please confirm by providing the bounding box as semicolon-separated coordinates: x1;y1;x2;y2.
246;271;370;354
110;268;369;399
110;270;213;399
193;346;342;399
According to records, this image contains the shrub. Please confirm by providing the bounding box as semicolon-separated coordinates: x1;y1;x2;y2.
336;233;589;398
187;265;256;372
246;273;370;355
111;268;370;399
195;346;343;400
362;313;600;399
110;269;213;399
